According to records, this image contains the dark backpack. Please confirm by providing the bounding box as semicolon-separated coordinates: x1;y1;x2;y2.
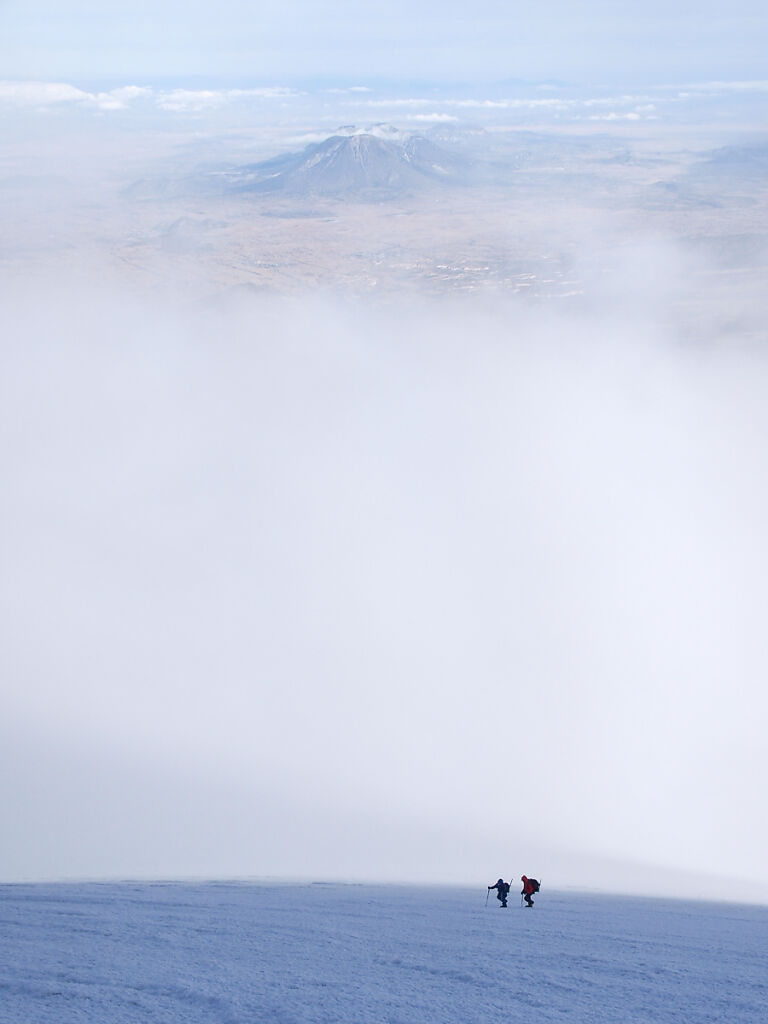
529;879;540;893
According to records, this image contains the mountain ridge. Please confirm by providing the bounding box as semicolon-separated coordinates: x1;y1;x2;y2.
222;126;468;197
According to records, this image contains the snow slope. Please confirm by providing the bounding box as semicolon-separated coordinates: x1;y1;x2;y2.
1;882;766;1023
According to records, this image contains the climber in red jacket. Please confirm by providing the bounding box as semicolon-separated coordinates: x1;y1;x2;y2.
521;875;540;907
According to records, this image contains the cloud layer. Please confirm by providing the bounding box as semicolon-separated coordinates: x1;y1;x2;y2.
0;78;764;123
0;81;297;113
2;275;768;891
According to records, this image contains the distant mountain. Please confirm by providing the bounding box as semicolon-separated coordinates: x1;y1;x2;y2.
642;180;721;211
690;141;768;188
125;122;673;203
221;127;469;197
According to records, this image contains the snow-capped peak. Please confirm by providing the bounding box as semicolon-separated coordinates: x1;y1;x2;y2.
334;124;411;143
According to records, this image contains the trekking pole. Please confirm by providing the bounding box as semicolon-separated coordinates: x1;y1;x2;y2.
485;888;490;907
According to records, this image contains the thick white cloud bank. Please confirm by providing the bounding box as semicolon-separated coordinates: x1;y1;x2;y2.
2;277;767;898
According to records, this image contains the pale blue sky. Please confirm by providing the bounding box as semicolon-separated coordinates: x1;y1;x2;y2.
1;0;766;84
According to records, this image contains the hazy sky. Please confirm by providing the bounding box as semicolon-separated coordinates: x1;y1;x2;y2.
2;0;767;84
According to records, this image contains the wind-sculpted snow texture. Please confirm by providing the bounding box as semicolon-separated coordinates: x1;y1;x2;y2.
1;883;767;1023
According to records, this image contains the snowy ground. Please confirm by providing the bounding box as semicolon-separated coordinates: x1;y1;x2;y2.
1;882;766;1023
